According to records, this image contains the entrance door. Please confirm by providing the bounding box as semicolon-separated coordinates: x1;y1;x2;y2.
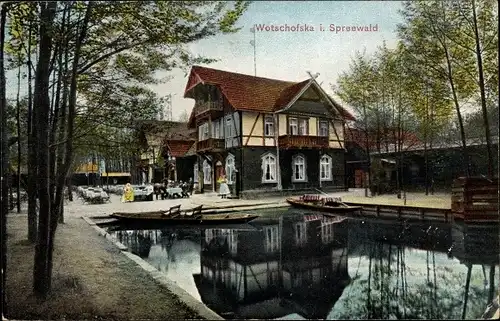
354;169;364;188
215;162;224;192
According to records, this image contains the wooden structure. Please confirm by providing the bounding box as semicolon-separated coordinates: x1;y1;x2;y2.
110;210;259;225
286;195;362;214
451;177;499;223
184;65;356;197
342;202;453;223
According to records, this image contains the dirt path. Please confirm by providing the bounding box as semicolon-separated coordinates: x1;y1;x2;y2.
5;213;201;320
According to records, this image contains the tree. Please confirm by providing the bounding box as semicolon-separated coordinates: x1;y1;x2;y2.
444;0;498;177
398;1;478;177
6;0;250;298
177;109;190;122
0;1;9;315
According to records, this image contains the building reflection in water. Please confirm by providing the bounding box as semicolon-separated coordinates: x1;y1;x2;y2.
107;215;499;320
194;214;350;319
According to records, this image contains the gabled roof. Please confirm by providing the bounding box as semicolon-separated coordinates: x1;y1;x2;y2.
166;140;196;158
160;122;196;157
184;66;355;121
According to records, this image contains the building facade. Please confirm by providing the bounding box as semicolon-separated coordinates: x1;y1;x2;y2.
184;66;355;198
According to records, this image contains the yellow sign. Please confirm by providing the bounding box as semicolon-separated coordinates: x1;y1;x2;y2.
102;172;131;177
75;163;98;173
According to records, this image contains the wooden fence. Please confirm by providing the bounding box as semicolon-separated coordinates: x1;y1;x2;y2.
342;202;453;223
451;177;499;223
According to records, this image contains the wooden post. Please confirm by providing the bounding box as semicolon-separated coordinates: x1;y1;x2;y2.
462;264;472;319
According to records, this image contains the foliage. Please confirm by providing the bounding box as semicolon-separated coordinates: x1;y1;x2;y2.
3;0;250;298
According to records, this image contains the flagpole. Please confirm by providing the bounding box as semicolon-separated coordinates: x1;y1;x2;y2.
250;27;256;76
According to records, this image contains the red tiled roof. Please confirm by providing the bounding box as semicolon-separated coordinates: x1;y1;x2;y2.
166;140;195;158
345;127;421;150
184;66;355;120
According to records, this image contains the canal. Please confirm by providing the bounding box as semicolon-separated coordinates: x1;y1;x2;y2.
105;208;499;320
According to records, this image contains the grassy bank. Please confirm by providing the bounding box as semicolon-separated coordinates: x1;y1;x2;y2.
5;214;201;320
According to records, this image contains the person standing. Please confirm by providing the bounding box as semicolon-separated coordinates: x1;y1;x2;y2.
122;183;134;202
218;174;230;199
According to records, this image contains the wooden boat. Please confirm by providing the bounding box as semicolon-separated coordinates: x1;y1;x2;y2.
286;195;362;214
110;205;259;225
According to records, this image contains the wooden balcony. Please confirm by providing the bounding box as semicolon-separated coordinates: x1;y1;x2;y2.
278;135;329;149
196;138;225;152
195;101;223;117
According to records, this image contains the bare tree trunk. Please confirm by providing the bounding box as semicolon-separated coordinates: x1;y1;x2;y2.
471;0;493;178
50;3;68;225
1;2;11;315
424;83;429;195
444;48;470;177
48;1;93;282
363;98;371;197
16;61;22;212
26;19;37;243
33;1;57;298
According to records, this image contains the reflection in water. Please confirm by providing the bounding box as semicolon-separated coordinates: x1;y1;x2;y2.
331;221;499;320
196;214;350;319
108;210;499;320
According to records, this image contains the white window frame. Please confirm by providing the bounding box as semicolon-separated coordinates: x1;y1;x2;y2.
261;153;277;183
213;119;221;139
295;222;307;246
225;116;233;138
264;115;274;137
320;154;332;181
289;117;298;135
321;223;334;244
264;225;280;253
319;120;329;137
292;154;307;182
203;159;212;184
198;122;209;141
298;118;308;135
225;154;235;184
193;162;199;183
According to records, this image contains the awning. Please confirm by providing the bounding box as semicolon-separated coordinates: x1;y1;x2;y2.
304;214;322;222
381;158;396;164
101;172;131;177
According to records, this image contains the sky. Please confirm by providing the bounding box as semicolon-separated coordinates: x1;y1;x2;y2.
152;0;404;119
6;1;405;120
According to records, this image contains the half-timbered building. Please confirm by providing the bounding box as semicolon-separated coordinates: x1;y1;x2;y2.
184;66;355;198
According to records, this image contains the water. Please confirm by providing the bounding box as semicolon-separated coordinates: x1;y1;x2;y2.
106;208;499;320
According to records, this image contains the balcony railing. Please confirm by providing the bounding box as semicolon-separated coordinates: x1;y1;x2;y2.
195;101;223;116
196;138;225;152
278;135;329;149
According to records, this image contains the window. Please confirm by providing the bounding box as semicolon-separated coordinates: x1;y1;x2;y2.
213;119;221;138
295;222;307;246
298;118;308;135
203;159;211;184
225;154;235;184
292;155;306;182
261;153;277;183
289;118;298;135
199;123;209;141
321;223;334;244
264;115;274;136
264;225;280;253
193;162;199;183
319;120;329;137
225;116;233;138
320;155;332;181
